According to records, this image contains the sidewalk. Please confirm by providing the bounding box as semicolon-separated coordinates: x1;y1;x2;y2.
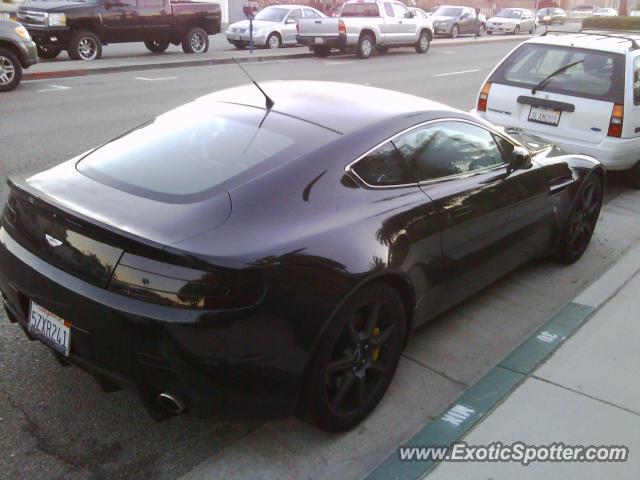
22;33;532;81
421;244;640;478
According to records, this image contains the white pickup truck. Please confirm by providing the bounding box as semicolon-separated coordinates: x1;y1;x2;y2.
296;0;433;59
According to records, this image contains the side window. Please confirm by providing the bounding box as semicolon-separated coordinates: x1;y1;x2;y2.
304;8;320;18
493;134;515;161
634;56;640;105
287;9;302;22
384;2;394;17
392;121;506;181
351;142;416;186
392;2;410;18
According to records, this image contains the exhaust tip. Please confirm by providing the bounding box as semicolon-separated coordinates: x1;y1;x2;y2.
158;392;187;414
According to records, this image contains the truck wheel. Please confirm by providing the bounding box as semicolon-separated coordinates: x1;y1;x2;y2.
450;24;459;38
68;30;102;61
513;25;520;35
0;48;22;92
144;40;170;53
313;46;330;57
182;27;209;54
266;32;281;49
37;45;61;59
356;33;374;59
415;30;430;53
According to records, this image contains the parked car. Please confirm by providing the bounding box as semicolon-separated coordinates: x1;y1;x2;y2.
536;7;567;25
431;5;486;38
472;31;640;187
0;18;37;91
226;5;325;49
570;5;597;20
0;3;19;21
0;80;604;431
296;0;433;59
630;10;640;16
486;8;537;35
16;0;222;61
593;7;618;17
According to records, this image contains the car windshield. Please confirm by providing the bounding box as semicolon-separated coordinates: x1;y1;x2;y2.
491;43;624;103
341;3;380;17
596;8;609;13
255;7;288;22
497;9;522;18
537;8;549;14
77;102;340;202
434;7;462;17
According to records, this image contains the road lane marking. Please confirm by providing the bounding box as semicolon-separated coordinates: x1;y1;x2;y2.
432;68;480;77
134;76;177;81
324;60;355;66
37;85;70;93
440;50;457;54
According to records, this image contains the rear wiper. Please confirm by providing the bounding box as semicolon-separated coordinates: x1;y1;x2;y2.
531;60;583;95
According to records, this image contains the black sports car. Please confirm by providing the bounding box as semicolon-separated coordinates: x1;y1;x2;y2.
0;81;603;432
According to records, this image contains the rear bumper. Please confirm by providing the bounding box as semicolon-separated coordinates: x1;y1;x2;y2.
296;34;347;48
0;225;334;420
24;26;71;49
225;31;267;46
472;109;640;170
486;24;517;33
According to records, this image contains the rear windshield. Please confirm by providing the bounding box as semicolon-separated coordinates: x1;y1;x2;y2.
341;3;380;17
77;102;340;202
490;43;625;103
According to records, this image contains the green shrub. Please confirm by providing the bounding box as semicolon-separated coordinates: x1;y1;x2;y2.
582;16;640;31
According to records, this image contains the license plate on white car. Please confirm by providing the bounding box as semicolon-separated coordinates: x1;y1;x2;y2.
528;105;561;126
315;37;323;44
28;301;71;356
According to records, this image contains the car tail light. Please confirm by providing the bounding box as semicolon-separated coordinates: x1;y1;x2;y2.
338;19;346;35
607;103;624;138
108;253;265;310
477;82;492;112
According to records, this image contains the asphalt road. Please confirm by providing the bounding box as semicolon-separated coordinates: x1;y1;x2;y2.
0;38;632;480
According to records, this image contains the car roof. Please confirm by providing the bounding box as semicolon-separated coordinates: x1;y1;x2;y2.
525;32;640;54
197;81;455;134
263;4;310;10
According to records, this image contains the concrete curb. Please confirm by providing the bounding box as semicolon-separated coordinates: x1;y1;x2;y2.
365;240;640;480
22;35;528;81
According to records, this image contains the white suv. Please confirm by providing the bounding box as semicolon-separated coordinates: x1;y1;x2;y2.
472;31;640;187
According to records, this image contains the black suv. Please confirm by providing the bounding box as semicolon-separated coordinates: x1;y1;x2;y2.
0;19;37;91
17;0;222;60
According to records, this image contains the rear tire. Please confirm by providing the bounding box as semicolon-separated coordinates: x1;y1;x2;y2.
36;45;61;59
181;27;209;54
298;283;406;432
450;24;459;38
415;30;430;53
513;25;520;35
266;32;282;49
144;40;170;53
554;175;603;264
356;33;374;59
628;162;640;189
0;48;22;92
68;30;102;61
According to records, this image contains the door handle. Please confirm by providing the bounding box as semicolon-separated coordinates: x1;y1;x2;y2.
450;206;472;220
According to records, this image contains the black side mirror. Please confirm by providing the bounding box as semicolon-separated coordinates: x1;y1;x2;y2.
509;146;532;172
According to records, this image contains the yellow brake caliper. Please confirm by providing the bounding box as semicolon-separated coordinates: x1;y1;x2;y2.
372;327;381;361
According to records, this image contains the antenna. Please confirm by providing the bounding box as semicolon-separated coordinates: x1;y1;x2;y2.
232;58;275;110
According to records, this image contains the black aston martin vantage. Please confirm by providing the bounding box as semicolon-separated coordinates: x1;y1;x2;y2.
0;81;604;432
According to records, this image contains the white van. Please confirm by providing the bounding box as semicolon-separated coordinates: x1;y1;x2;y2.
472;31;640;187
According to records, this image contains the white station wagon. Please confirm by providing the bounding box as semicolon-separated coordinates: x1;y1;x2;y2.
472;31;640;187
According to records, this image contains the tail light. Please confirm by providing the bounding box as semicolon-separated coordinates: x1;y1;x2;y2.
607;103;624;138
477;82;492;112
108;253;265;310
338;19;346;35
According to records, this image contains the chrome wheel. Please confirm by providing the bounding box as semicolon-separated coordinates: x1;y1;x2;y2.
361;38;372;57
267;33;280;49
0;55;15;86
420;35;429;49
190;32;207;53
77;36;98;60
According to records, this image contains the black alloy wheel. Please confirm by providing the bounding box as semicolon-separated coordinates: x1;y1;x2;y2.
300;283;406;431
555;175;602;263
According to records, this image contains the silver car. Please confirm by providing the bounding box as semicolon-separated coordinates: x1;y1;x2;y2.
226;4;325;49
486;8;537;35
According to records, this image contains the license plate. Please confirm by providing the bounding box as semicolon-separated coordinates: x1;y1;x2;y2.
528;105;561;126
28;301;71;357
315;37;323;44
